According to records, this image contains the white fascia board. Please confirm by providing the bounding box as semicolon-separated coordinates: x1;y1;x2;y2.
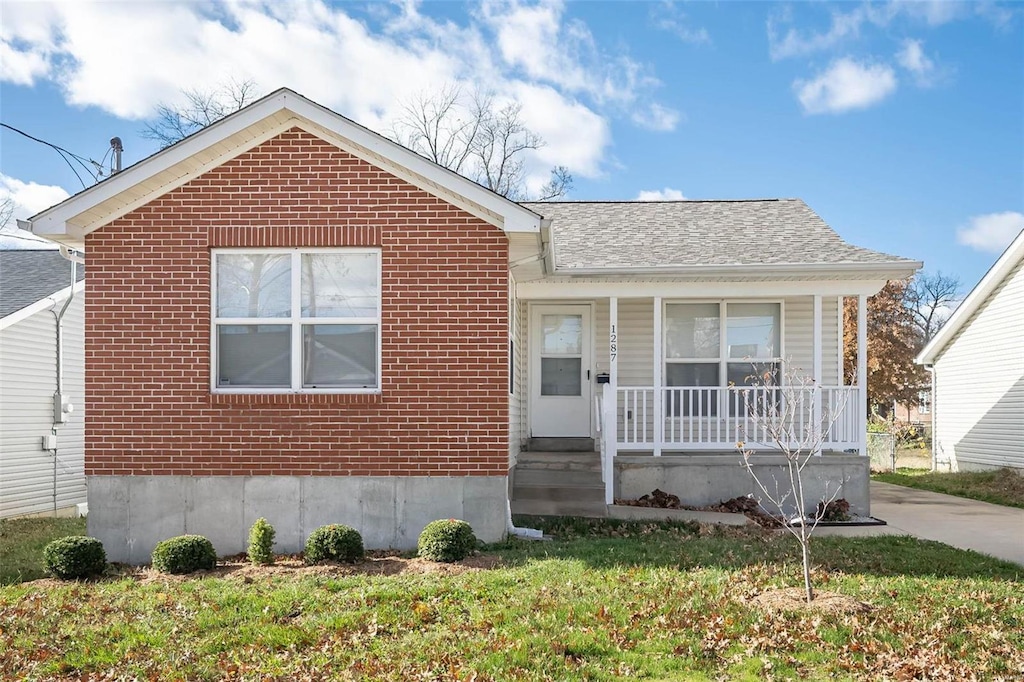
26;88;541;246
517;278;891;299
0;280;85;331
553;260;922;279
916;228;1024;365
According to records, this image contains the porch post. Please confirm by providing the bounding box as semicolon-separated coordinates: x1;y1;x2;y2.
606;297;618;505
812;295;823;455
857;294;868;456
653;296;663;456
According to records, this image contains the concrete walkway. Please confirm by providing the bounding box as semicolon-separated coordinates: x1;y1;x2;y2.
868;480;1024;567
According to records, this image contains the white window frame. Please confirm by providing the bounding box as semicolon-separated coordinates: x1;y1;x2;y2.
917;390;931;414
211;247;383;394
663;299;786;388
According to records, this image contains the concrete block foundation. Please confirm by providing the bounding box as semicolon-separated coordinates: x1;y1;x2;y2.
88;475;508;564
616;454;870;517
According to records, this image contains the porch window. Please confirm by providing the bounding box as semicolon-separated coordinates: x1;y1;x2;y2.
212;248;380;392
664;302;781;416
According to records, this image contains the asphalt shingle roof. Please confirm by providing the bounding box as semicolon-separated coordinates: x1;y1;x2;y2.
520;199;916;270
0;250;84;318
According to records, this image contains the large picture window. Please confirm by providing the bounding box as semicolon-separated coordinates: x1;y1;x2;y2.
665;301;782;416
213;248;380;392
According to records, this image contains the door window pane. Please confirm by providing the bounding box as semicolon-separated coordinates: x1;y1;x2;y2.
302;325;377;388
541;315;582;354
216;254;291;318
301;253;378;318
217;325;290;387
541;358;582;396
665;303;720;358
727;303;780;359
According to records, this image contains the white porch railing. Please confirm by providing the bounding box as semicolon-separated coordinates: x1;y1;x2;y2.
614;385;861;451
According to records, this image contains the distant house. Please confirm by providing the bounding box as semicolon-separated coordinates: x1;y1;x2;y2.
25;88;919;562
916;229;1024;472
0;249;85;518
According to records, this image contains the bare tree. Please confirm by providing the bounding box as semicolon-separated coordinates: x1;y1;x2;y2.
735;369;851;603
390;84;572;201
141;79;261;148
905;271;961;344
0;194;13;229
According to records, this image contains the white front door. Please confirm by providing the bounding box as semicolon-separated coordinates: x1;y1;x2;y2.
530;304;592;437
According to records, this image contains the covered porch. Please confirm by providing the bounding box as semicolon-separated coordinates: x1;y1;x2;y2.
514;279;872;509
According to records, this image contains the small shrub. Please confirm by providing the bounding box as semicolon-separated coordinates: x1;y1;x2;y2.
43;536;106;580
151;535;217;574
304;525;364;564
247;518;276;565
418;519;476;562
817;498;852;523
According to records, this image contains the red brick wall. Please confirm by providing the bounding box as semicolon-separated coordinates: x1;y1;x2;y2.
85;128;509;477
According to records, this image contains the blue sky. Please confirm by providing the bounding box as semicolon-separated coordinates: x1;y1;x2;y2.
1;0;1021;289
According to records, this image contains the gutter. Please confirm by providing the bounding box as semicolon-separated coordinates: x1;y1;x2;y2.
551;260;923;278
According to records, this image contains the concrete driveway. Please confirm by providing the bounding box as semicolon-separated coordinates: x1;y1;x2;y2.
869;480;1024;567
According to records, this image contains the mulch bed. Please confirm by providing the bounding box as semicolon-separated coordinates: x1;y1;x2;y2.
749;587;873;615
616;490;783;528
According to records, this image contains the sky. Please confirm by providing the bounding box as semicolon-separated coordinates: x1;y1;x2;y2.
1;0;1021;289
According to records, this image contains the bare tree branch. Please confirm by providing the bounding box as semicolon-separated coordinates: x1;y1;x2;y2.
905;271;961;344
140;79;261;148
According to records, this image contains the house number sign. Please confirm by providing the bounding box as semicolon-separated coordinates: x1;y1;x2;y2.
609;323;617;362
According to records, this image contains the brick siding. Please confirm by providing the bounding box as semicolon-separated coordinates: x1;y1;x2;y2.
85;128;509;476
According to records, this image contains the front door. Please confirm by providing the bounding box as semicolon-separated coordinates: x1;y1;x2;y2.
530;304;592;437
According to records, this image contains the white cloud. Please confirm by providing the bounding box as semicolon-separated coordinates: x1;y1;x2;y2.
636;188;686;201
0;174;70;249
651;1;711;45
896;38;939;86
794;58;898;114
631;103;681;132
956;211;1024;253
0;0;675;188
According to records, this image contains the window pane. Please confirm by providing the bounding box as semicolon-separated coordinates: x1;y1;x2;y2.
541;357;581;396
217;325;290;387
665;304;720;358
301;253;378;318
541;315;582;354
727;362;781;417
665;363;719;417
302;324;377;388
727;362;779;387
726;303;780;359
216;254;291;318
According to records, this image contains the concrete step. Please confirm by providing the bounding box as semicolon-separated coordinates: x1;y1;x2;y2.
513;468;603;488
528;437;596;452
512;484;605;502
511;499;608;518
516;451;602;472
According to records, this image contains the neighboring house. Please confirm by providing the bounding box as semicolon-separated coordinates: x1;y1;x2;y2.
0;249;86;518
916;229;1024;472
893;390;933;427
25;89;920;562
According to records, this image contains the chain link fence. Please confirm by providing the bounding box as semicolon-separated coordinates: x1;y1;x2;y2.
868;432;896;472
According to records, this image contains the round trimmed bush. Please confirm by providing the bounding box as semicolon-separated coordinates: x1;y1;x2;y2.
417;519;476;563
304;524;364;564
151;535;217;574
43;536;107;580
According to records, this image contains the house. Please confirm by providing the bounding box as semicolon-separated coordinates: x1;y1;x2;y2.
25;88;920;562
916;229;1024;472
0;249;86;518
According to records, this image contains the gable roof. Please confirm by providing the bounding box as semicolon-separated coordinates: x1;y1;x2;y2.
916;228;1024;365
521;199;920;275
26;88;542;249
0;250;84;319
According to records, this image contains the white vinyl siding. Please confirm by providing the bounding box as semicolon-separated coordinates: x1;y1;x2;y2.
933;257;1024;471
0;293;86;518
509;279;524;464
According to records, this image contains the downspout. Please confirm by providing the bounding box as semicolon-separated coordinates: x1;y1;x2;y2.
49;249;81;512
925;364;936;472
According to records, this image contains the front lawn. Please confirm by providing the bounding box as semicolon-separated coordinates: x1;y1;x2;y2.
874;467;1024;509
0;515;86;585
1;516;1022;680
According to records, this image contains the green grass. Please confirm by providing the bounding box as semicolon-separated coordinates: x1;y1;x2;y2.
874;467;1024;508
0;516;1022;680
0;515;86;585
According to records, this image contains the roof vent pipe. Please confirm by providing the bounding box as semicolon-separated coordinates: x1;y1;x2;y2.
110;137;123;173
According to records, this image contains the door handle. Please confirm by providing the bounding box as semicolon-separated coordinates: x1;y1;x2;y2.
587;370;591;380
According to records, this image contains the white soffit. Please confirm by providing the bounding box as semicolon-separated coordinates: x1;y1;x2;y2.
27;89;541;247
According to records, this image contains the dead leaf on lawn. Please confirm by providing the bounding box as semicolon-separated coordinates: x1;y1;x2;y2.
749;587;873;615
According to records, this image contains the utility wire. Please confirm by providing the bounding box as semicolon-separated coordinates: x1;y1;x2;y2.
0;122;105;188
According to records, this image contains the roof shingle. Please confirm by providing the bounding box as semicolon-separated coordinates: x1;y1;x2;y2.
0;250;84;318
